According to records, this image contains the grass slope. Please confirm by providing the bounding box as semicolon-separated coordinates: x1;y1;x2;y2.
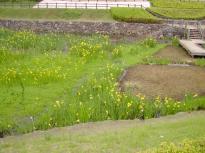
150;0;205;9
148;7;205;20
0;111;205;153
0;8;113;22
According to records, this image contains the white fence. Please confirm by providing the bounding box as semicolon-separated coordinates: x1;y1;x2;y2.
32;2;147;9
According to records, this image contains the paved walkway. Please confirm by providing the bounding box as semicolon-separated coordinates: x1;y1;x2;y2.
33;0;150;9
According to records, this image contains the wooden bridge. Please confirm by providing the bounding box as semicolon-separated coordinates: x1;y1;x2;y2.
179;22;205;57
179;39;205;57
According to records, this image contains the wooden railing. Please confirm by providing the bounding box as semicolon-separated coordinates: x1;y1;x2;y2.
0;2;146;9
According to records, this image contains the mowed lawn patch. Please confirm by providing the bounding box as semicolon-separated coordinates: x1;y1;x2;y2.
148;7;205;20
110;7;160;23
0;111;205;153
0;8;114;22
150;0;205;9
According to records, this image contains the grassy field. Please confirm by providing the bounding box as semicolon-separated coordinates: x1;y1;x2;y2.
148;0;205;20
0;7;205;21
0;8;157;23
0;8;159;23
1;29;205;137
0;111;205;153
0;0;205;21
150;0;205;9
110;7;160;23
0;1;37;8
148;7;205;20
0;8;113;22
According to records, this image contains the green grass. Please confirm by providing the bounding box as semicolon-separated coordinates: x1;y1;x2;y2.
0;0;37;2
195;58;205;66
0;111;205;153
148;7;205;20
0;1;37;8
150;0;205;9
111;7;160;23
0;29;205;137
0;8;114;22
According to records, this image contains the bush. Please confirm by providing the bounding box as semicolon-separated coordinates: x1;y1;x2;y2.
171;36;179;46
141;139;205;153
110;7;160;24
141;37;157;48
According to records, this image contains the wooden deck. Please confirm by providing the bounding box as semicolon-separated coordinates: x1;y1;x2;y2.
179;39;205;57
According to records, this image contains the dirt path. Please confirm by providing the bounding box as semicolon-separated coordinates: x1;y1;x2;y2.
153;45;194;64
0;111;205;153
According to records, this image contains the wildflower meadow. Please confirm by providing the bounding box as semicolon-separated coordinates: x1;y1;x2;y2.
0;28;205;136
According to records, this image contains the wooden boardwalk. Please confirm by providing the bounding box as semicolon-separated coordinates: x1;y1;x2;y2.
179;39;205;57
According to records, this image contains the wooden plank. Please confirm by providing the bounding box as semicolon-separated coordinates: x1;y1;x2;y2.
179;39;205;57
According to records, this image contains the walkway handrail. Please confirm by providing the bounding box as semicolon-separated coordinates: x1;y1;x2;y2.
198;21;204;40
184;20;189;39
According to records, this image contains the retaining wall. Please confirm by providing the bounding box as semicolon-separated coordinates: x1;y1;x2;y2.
0;19;185;39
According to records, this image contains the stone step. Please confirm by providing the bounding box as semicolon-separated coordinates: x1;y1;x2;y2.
190;35;202;37
190;34;201;36
190;33;201;35
189;35;202;37
189;37;203;39
190;32;201;34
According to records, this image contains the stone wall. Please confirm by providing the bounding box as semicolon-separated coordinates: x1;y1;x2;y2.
0;19;185;40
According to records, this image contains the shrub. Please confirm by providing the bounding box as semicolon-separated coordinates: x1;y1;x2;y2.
171;36;179;46
141;37;157;48
141;139;205;153
69;41;105;60
110;7;160;24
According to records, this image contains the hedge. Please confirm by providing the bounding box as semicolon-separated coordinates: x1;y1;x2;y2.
110;7;160;24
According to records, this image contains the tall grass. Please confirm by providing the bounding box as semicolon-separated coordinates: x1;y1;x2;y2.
0;28;205;136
